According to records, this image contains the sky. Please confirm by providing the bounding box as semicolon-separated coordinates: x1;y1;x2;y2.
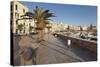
20;1;97;27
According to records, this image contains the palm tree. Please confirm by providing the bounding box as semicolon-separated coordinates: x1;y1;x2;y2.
17;24;24;34
33;6;55;42
29;25;34;33
80;26;83;31
67;25;70;32
21;6;55;42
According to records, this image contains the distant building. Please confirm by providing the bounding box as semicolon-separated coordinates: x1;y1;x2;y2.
51;23;59;32
51;22;79;32
82;26;88;31
66;25;80;31
50;22;96;33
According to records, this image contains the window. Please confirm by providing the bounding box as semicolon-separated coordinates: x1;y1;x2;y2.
10;2;13;11
11;4;13;11
15;4;18;10
23;9;25;13
15;13;19;19
11;13;13;20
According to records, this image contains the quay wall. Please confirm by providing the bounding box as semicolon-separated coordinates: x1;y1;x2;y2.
56;33;97;54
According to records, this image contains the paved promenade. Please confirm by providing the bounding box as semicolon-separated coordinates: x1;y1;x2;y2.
36;34;96;64
14;34;97;65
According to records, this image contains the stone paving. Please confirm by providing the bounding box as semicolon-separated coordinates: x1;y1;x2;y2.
36;34;97;64
13;34;97;65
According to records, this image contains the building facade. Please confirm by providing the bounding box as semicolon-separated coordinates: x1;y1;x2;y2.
11;1;35;34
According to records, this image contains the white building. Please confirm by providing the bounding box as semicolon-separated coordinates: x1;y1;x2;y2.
82;26;88;31
11;0;35;34
50;21;90;32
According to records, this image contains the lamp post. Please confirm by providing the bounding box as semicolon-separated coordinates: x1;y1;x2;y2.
46;24;52;34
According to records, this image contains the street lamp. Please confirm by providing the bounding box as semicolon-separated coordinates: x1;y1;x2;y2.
46;24;52;34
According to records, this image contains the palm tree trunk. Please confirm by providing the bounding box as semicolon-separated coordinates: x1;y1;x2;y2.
37;29;45;42
37;30;41;42
41;29;44;40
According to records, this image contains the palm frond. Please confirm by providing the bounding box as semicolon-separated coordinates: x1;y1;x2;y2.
21;12;34;18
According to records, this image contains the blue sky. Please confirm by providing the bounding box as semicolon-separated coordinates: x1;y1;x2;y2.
20;1;97;26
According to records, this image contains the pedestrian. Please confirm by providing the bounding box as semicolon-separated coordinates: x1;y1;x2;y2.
67;39;71;49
